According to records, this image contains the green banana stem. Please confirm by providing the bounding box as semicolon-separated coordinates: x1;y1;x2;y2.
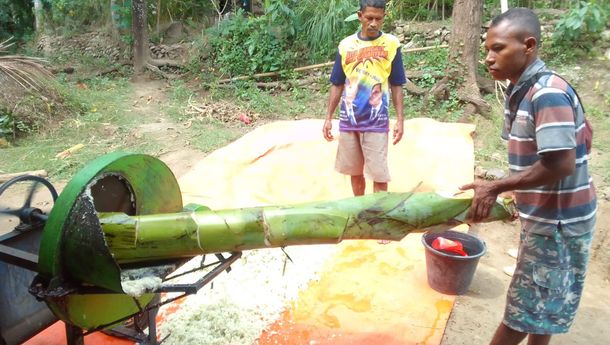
100;192;515;264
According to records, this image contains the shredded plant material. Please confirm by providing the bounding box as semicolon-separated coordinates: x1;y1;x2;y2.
158;245;336;344
121;276;163;297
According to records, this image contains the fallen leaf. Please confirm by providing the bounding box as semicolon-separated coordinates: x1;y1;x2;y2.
55;143;85;159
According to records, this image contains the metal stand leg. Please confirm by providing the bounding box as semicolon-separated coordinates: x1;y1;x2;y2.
147;305;159;345
65;324;84;345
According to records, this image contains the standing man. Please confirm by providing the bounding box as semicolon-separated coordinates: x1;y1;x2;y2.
322;0;406;196
461;8;596;345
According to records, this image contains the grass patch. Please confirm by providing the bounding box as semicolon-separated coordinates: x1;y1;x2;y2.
0;77;149;180
209;80;327;120
188;121;244;153
471;98;507;171
587;104;610;184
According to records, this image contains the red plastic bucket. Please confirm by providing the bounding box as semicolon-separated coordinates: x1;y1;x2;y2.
422;230;486;295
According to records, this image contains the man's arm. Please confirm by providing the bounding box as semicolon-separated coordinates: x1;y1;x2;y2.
461;149;576;222
323;84;344;141
390;84;404;145
388;48;406;145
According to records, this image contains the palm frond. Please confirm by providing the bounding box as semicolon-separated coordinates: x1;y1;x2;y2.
0;37;53;92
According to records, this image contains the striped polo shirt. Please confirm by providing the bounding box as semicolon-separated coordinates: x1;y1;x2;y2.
501;59;596;237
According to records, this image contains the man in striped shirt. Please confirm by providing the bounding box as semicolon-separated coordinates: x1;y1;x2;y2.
460;8;596;345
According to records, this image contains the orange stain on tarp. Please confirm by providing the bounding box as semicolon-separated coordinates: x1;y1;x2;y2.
156;292;187;322
178;119;474;345
23;321;134;345
259;236;455;345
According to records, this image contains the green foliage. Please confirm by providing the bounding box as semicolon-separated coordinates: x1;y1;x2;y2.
208;10;295;76
553;1;608;49
156;0;214;22
0;93;51;139
540;44;579;66
0;110;13;138
294;0;359;60
265;0;297;37
403;48;448;89
387;0;454;21
0;0;34;42
189;122;242;153
111;0;132;33
46;0;108;33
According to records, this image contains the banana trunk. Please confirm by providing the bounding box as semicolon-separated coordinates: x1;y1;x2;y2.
101;191;514;264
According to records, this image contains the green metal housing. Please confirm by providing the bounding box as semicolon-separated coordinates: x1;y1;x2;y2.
38;152;182;329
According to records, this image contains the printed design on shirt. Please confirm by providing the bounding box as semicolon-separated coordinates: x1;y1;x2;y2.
337;34;399;132
344;46;389;72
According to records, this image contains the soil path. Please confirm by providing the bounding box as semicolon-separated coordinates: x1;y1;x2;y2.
111;75;610;345
441;204;610;345
128;78;207;179
1;69;608;344
126;70;609;345
442;60;610;345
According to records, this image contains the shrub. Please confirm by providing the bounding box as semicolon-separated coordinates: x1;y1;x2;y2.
294;0;359;61
552;1;608;50
208;9;295;76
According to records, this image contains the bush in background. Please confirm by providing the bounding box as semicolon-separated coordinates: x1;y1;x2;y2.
552;0;608;50
207;8;296;77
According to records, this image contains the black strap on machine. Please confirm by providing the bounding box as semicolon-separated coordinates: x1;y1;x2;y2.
508;71;586;117
507;71;592;153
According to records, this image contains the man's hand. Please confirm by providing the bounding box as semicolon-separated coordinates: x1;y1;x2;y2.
459;179;500;223
392;120;403;145
323;119;334;141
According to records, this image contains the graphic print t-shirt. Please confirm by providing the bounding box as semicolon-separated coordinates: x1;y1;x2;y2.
330;32;406;132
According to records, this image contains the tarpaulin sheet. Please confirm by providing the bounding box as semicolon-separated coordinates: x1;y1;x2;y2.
180;118;475;208
26;118;475;344
178;118;475;344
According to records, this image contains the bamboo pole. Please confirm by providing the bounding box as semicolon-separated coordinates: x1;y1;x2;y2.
217;45;449;84
100;191;514;264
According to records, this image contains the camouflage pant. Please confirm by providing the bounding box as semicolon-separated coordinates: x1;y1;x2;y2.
503;227;594;334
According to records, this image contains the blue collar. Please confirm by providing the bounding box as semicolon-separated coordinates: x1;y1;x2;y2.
357;31;383;41
507;58;548;99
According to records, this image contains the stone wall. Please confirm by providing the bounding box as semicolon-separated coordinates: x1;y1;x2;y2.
37;32;187;62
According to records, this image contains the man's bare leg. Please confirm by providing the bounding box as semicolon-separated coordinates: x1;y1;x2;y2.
489;323;527;345
373;181;390;243
527;334;551;345
373;181;387;193
351;175;365;196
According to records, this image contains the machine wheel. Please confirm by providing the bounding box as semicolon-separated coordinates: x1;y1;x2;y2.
0;175;58;230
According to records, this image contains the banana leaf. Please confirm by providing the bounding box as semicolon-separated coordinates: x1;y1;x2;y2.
100;191;515;264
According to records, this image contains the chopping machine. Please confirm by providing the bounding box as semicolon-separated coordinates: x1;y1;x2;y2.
0;152;514;345
0;152;241;345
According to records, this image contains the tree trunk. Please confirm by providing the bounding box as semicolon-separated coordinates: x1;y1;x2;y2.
156;0;161;34
132;0;149;75
33;0;43;32
110;0;119;38
431;0;490;118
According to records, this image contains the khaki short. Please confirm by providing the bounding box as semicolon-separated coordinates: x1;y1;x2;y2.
335;131;390;182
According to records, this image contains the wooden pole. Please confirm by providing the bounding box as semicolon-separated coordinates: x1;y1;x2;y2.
501;0;508;13
217;45;449;83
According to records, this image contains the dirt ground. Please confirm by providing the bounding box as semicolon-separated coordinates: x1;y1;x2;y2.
441;206;610;345
147;67;610;344
442;60;610;345
1;60;609;345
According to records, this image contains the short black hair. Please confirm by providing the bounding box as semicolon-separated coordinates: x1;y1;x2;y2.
360;0;386;11
490;7;541;45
